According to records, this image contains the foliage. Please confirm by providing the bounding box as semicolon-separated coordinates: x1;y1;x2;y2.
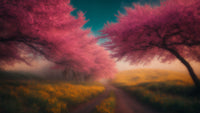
0;0;116;79
0;80;105;113
94;92;116;113
113;69;200;113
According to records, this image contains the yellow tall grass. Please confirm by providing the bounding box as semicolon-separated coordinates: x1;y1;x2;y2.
113;69;193;86
0;80;105;113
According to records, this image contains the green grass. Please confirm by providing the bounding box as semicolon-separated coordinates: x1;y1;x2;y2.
0;70;43;80
113;69;200;113
122;81;200;113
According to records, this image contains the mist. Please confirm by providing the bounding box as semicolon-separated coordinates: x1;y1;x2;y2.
116;58;200;76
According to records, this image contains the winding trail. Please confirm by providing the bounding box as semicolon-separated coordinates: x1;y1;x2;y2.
70;84;158;113
112;86;158;113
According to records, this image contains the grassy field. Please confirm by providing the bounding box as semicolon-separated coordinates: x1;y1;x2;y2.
0;71;105;113
94;92;115;113
113;69;200;113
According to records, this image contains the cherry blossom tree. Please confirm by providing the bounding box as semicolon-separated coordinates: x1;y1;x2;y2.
61;34;116;81
0;0;116;80
0;0;82;65
101;0;200;88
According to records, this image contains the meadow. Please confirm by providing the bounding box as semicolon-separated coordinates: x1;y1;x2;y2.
0;71;105;113
113;69;200;113
94;92;115;113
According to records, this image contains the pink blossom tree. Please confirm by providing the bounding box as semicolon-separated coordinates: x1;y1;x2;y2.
61;34;116;81
0;0;83;65
0;0;116;80
88;45;116;80
101;0;200;88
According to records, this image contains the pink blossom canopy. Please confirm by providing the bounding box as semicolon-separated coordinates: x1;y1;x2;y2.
0;0;116;79
101;0;200;65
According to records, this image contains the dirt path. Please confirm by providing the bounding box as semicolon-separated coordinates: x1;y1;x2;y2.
111;86;158;113
70;85;158;113
70;86;111;113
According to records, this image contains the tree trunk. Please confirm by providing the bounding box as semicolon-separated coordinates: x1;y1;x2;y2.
166;47;200;89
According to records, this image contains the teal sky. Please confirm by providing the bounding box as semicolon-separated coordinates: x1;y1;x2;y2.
70;0;160;36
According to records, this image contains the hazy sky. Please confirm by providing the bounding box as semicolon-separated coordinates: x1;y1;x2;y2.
70;0;160;35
